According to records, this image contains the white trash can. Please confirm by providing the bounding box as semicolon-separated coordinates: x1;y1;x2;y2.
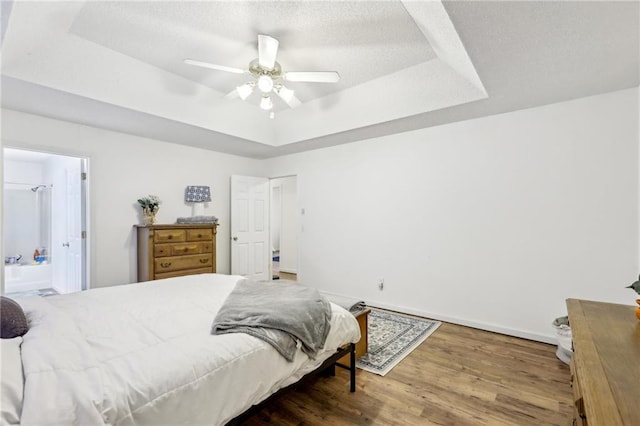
552;316;572;365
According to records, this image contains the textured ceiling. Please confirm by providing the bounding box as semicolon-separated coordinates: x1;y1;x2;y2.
69;1;436;109
1;1;638;158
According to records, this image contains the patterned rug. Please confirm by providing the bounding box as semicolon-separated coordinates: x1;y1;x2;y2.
356;308;441;376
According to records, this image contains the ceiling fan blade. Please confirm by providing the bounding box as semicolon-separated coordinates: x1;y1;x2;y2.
184;59;246;74
284;71;340;83
258;35;279;69
275;85;301;109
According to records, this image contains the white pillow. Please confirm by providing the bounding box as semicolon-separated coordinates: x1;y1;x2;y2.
1;337;24;425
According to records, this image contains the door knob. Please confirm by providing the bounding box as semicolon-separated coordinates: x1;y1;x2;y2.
62;242;70;247
232;237;238;241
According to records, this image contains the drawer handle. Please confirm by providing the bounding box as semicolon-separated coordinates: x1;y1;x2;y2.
199;258;209;264
160;262;172;268
184;248;189;252
197;234;202;238
168;235;173;240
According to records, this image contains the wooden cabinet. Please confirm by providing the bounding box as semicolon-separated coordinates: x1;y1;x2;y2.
566;299;640;426
136;224;217;282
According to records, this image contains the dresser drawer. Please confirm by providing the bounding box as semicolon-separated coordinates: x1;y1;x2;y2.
154;253;213;273
154;229;186;243
170;243;204;256
155;242;213;257
187;228;213;242
154;244;172;257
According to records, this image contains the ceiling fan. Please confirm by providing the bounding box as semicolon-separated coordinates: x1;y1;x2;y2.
184;35;340;115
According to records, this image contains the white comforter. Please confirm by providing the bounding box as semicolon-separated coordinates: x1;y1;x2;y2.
17;274;360;425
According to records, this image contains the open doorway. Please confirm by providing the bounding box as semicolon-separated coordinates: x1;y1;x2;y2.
270;176;298;281
3;148;89;296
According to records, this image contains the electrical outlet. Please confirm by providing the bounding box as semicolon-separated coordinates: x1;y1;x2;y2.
378;278;384;291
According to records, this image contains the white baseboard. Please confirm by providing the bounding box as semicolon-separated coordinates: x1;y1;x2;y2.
320;290;556;345
51;284;66;294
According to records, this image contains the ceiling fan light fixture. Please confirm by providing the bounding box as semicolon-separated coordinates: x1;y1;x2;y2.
276;86;295;103
186;35;339;112
260;95;273;110
257;75;274;93
236;82;254;100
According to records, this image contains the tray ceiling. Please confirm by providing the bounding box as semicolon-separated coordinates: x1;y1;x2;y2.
1;1;637;158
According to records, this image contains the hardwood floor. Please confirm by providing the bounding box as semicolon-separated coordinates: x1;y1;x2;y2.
240;322;573;425
279;272;297;281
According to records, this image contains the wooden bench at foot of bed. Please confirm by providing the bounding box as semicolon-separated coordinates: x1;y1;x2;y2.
338;308;370;367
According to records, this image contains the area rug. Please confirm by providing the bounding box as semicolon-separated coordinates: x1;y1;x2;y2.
356;308;441;376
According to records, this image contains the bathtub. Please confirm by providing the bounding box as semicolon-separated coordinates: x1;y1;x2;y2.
4;263;52;293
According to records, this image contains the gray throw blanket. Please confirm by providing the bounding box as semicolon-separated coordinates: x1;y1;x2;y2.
211;280;332;362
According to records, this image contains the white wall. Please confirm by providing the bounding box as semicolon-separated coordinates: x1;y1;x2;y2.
3;186;39;263
1;109;265;288
3;160;43;263
1;88;638;343
4;159;43;184
265;88;640;343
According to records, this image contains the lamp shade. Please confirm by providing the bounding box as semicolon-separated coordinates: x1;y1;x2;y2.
236;83;254;100
260;95;273;110
185;186;211;203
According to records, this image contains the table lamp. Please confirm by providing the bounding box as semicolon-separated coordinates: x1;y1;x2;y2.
185;185;211;217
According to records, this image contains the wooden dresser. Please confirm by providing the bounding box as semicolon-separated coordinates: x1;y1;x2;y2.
136;224;217;282
566;299;640;426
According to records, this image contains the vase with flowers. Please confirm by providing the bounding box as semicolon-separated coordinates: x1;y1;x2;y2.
138;195;161;226
626;275;640;320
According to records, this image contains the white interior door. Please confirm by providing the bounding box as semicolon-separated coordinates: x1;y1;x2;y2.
64;166;83;293
231;175;269;281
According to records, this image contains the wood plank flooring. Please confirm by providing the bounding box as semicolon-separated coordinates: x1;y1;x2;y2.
240;322;573;425
279;272;297;281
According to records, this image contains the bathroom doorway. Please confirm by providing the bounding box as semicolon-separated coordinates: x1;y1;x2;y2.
3;148;89;296
269;176;298;281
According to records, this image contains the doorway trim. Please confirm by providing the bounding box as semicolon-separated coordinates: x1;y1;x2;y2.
2;146;91;293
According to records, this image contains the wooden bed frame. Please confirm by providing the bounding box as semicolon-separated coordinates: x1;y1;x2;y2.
228;343;356;425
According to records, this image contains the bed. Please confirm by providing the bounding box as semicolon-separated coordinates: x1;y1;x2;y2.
2;273;360;425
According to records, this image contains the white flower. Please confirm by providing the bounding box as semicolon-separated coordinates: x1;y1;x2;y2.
137;195;161;212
